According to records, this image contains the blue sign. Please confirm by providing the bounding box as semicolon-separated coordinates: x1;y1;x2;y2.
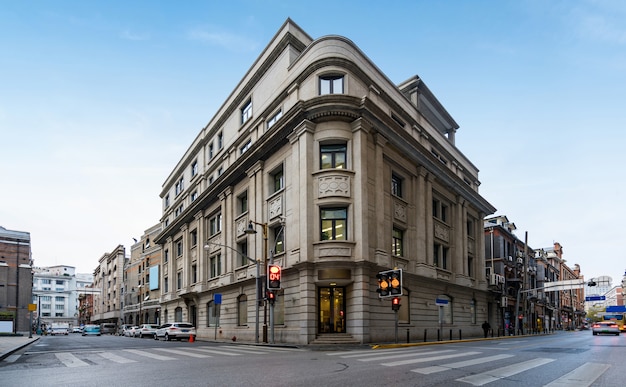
214;294;222;304
435;298;449;306
585;296;605;301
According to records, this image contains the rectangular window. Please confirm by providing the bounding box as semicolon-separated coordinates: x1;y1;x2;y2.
164;249;169;263
391;174;403;198
267;109;283;129
270;166;284;193
191;191;198;202
191;161;198;177
176;240;183;257
320;75;344;95
177;272;182;289
208;142;214;159
321;208;347;241
55;296;65;302
238;191;248;214
434;243;449;270
432;198;448;223
272;225;284;254
240;140;251;155
164;195;170;208
237;242;248;267
191;229;198;247
392;228;403;256
241;99;252;124
209;214;222;236
175;177;184;195
192;264;197;283
391;113;405;128
210;254;222;278
320;144;347;169
218;132;223;149
164;277;169;293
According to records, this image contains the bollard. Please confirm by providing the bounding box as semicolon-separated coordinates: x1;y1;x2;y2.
449;329;452;341
406;329;410;344
424;329;427;342
459;329;462;341
437;329;441;341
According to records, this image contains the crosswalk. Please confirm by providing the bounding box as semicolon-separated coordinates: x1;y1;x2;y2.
326;346;610;386
43;345;302;368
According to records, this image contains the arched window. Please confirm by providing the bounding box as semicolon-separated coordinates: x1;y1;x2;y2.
237;295;248;326
174;307;183;322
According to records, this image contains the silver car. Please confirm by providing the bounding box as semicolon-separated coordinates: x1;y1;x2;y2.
154;322;196;341
135;324;159;338
592;321;620;336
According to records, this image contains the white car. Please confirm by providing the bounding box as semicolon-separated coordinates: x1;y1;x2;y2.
124;326;139;337
135;324;159;338
592;321;620;336
154;322;196;341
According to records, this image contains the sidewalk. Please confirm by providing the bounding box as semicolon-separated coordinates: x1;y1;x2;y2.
0;334;40;361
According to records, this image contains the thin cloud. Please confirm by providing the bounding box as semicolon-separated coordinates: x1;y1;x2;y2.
120;29;150;41
187;26;259;52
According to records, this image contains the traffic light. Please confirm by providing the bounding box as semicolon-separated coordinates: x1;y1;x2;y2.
268;264;282;290
376;271;390;297
377;269;403;297
392;297;401;311
267;290;276;305
390;269;402;296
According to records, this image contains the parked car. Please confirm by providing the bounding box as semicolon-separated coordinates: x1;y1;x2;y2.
100;323;117;335
72;327;82;333
124;326;139;337
592;321;620;336
154;322;196;341
136;324;159;338
82;324;101;336
50;325;69;335
118;324;133;336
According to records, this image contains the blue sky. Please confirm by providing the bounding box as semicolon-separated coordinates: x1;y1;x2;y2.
1;1;624;287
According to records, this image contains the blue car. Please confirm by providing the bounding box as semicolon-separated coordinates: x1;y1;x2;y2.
82;324;101;336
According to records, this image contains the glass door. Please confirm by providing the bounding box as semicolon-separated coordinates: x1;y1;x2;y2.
318;287;346;333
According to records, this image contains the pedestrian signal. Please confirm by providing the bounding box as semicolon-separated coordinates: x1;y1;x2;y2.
267;264;282;290
392;297;401;311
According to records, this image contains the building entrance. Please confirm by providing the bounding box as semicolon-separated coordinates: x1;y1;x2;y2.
318;287;346;333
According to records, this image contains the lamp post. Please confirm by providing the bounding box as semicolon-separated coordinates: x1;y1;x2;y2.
245;220;270;343
204;241;261;344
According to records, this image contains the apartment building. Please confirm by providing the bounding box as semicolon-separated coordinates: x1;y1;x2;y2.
91;245;126;327
123;224;163;326
154;19;495;344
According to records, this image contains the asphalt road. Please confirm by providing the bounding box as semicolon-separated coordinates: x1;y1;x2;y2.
0;331;623;386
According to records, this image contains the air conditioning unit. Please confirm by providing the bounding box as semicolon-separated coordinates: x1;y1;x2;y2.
489;274;497;286
498;275;505;284
508;256;513;261
517;257;523;264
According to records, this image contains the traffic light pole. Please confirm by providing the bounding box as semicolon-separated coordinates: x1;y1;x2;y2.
269;251;275;344
394;309;399;343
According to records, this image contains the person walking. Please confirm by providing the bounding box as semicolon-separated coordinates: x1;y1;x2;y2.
482;321;491;338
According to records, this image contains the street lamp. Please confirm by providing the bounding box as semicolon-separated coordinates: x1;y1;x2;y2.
204;240;261;344
245;220;271;343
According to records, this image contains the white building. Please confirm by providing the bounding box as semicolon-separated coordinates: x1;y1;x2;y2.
32;265;93;329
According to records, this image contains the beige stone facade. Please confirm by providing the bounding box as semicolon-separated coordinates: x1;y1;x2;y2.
155;19;495;344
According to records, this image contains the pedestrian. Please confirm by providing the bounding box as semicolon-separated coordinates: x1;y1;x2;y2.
481;321;491;338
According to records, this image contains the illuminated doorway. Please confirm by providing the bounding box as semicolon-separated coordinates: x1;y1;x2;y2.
318;287;346;333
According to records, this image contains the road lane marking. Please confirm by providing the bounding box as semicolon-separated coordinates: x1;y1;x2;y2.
188;348;242;356
55;352;89;367
359;349;457;362
544;362;610;387
123;349;175;361
412;354;515;374
99;352;137;363
381;351;481;367
456;357;555;386
153;348;211;358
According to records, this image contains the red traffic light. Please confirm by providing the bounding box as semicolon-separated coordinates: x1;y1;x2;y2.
268;264;282;290
392;297;401;311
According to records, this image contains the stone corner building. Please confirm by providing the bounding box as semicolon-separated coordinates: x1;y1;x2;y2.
155;19;495;344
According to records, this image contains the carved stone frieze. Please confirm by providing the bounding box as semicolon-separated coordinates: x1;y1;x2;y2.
318;175;350;198
394;200;407;223
269;195;283;219
434;222;450;242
